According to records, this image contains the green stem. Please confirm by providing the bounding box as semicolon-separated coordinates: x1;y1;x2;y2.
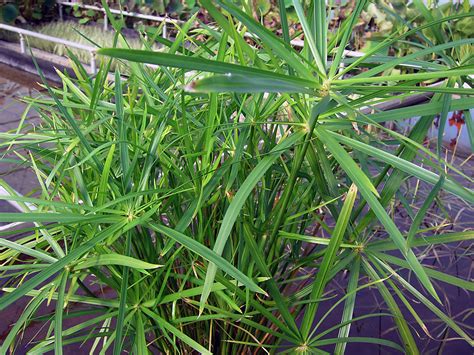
278;0;294;76
278;0;291;45
267;110;322;264
113;232;131;354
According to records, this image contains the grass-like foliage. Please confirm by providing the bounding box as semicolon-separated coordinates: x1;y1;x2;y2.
29;21;146;66
0;1;473;353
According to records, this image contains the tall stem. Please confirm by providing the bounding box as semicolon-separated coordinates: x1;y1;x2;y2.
267;98;329;263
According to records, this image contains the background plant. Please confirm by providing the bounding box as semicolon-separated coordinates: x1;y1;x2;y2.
32;21;152;68
0;0;473;353
73;0;199;18
0;0;56;24
363;1;473;58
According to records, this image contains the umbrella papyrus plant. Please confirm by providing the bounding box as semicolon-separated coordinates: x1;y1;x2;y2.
0;0;473;353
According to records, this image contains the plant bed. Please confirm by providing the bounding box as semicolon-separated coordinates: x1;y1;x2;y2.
0;1;473;354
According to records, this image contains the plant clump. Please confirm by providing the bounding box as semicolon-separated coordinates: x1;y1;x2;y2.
0;1;473;354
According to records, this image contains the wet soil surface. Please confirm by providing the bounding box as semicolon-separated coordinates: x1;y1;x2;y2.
0;63;43;226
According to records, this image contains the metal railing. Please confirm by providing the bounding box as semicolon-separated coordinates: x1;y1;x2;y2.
57;1;183;38
0;2;180;74
0;23;98;73
55;2;316;50
2;1;367;74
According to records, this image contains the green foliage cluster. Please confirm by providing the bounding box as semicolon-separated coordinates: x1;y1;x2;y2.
362;0;473;58
0;0;473;353
28;21;147;69
72;0;198;18
0;0;197;25
0;0;56;23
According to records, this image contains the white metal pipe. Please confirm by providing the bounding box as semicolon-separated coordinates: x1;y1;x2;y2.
0;222;26;232
59;4;64;21
0;23;97;52
54;1;368;58
162;22;167;39
103;12;108;31
0;186;37;212
57;1;183;25
90;51;96;74
19;33;26;54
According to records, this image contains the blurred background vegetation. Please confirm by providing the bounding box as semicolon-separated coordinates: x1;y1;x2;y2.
1;1;472;48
